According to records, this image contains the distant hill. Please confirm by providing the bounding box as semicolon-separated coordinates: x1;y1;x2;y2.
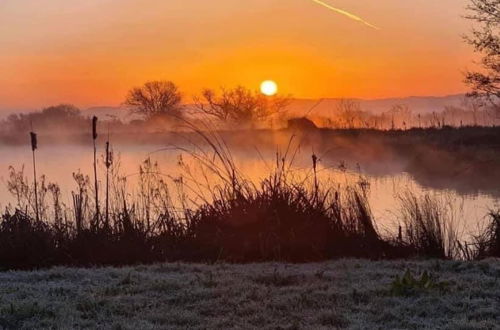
81;94;469;121
0;94;476;121
286;94;468;117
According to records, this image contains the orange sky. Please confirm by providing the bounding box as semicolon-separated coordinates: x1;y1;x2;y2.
0;0;476;111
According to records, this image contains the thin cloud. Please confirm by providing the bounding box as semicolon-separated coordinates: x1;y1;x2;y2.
311;0;380;30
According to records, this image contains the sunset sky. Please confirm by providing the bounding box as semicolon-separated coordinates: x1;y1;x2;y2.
0;0;475;111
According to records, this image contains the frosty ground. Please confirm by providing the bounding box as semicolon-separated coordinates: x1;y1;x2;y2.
0;259;498;329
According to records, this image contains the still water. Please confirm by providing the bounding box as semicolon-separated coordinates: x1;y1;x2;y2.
0;142;498;237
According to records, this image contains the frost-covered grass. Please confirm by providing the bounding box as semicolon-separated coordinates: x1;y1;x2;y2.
0;259;499;329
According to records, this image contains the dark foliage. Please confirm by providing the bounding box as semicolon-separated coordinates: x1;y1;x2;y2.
1;126;498;269
464;0;500;104
0;164;467;270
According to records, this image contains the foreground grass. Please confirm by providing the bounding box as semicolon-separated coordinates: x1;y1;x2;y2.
0;260;499;329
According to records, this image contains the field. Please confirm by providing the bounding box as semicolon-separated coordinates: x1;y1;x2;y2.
0;259;499;329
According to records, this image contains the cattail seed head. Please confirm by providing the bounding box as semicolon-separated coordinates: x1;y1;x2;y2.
312;154;318;171
92;116;98;140
105;141;113;168
30;132;37;151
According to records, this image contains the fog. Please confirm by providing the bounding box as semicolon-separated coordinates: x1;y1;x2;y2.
1;129;498;236
1;101;499;240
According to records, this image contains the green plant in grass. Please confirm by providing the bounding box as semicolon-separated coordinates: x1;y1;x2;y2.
390;269;450;296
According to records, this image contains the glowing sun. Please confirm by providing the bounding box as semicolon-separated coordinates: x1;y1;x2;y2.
260;80;278;96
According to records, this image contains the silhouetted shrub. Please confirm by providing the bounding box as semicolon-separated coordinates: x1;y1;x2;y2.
0;211;57;269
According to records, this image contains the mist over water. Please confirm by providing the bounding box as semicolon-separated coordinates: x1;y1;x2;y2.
1;136;498;237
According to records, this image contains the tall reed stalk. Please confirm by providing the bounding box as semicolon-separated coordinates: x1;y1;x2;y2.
92;116;100;225
30;131;39;222
312;153;319;202
105;138;113;227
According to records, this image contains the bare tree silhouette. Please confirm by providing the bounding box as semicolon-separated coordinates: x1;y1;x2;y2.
124;81;183;120
336;99;363;129
195;86;289;126
464;0;499;108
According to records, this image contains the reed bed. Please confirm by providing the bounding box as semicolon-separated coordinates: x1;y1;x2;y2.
1;122;499;270
397;192;461;259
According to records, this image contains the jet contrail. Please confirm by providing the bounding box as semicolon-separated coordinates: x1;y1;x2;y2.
311;0;380;30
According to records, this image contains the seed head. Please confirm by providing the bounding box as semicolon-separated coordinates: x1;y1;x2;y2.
30;132;37;151
92;116;98;140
